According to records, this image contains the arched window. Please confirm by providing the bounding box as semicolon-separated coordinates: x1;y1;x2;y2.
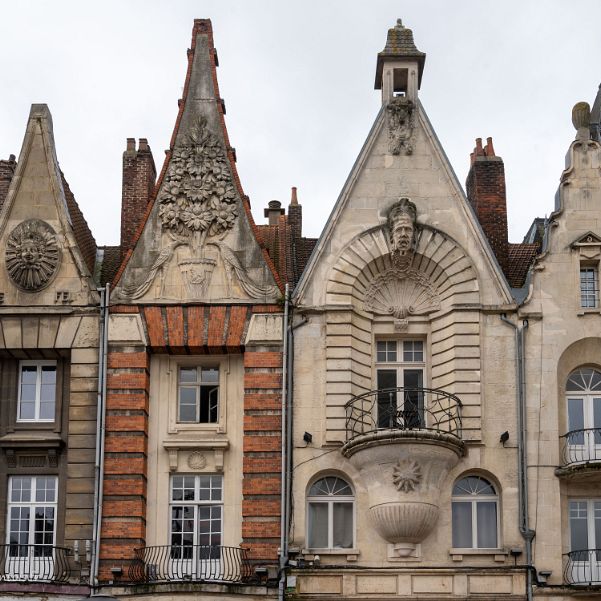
452;475;499;549
306;476;354;549
566;368;601;454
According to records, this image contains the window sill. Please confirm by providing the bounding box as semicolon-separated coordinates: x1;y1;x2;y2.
577;309;601;316
449;548;508;562
302;548;359;561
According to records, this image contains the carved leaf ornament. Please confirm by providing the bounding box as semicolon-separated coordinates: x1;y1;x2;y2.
5;220;61;291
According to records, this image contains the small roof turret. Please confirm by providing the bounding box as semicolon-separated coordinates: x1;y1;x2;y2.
375;19;426;91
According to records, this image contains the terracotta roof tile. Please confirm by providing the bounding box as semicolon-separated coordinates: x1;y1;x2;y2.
60;171;97;275
98;245;122;286
506;243;539;288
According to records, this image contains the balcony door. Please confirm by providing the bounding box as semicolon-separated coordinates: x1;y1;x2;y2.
169;474;223;581
569;499;601;585
566;368;601;464
375;340;425;429
5;476;57;582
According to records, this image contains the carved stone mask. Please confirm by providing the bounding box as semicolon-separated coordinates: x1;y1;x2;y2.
388;198;417;266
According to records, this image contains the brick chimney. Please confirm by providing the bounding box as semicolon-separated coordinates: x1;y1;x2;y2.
121;138;156;259
287;186;302;241
0;154;17;208
466;137;508;272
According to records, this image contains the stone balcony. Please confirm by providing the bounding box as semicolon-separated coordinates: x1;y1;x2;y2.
555;428;601;482
341;387;465;558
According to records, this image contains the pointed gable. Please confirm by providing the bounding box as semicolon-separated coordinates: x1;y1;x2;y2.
0;105;97;306
113;20;281;304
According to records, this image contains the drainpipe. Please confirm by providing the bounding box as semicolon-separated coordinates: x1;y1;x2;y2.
279;284;290;601
501;315;534;601
91;284;110;587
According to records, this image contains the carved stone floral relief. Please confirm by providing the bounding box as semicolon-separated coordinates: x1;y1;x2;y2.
392;459;422;493
387;96;415;155
364;198;440;322
5;219;61;292
121;116;278;301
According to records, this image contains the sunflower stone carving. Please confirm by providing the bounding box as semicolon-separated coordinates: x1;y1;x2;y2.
158;115;239;247
387;96;415;155
5;220;61;291
392;459;422;492
122;115;279;301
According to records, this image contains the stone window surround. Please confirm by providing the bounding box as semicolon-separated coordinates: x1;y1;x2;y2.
166;355;231;436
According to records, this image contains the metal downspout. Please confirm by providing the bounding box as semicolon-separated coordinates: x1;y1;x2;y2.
501;315;533;601
278;284;290;601
92;283;110;588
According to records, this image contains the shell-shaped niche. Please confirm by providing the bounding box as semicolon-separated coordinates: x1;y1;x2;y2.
364;268;440;319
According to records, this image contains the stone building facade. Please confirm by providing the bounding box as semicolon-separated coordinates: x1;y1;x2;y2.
1;15;601;601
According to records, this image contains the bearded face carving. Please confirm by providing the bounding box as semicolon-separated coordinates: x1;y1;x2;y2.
5;220;61;291
388;198;417;268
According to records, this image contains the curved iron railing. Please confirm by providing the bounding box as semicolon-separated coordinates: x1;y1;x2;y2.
564;549;601;585
560;428;601;466
129;545;252;583
345;386;462;441
0;544;70;583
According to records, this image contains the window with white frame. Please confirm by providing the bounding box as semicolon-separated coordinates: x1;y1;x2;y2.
452;475;499;549
569;499;601;555
565;367;601;458
17;361;56;422
375;340;425;428
178;366;219;423
580;265;599;309
7;476;57;555
170;474;223;559
307;476;354;550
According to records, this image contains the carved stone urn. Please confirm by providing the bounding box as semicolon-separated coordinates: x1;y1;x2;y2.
341;430;464;557
178;247;218;299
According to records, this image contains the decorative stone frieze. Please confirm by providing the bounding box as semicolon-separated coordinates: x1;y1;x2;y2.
387;96;415;155
5;219;61;291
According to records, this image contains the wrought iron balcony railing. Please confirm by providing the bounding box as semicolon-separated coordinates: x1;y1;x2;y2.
564;549;601;586
560;428;601;466
0;544;70;583
128;545;252;584
344;386;462;441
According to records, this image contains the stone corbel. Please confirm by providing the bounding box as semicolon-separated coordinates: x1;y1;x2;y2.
168;449;179;472
163;438;229;473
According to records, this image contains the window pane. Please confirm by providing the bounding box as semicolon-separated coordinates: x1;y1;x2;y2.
332;502;353;548
307;503;329;548
568;398;585;444
476;501;498;548
179;387;197;422
11;477;31;503
202;368;219;383
21;366;38;386
377;370;397;428
18;401;35;420
199;385;218;423
580;267;598;308
180;367;198;383
570;500;589;551
403;370;424;428
376;341;387;363
39;400;54;420
452;502;473;548
41;366;56;385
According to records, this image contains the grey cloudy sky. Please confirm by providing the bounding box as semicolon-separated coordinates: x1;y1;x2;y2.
1;0;600;246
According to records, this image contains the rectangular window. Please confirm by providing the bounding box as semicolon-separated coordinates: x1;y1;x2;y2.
178;366;219;423
376;340;425;429
7;476;57;553
580;266;599;308
17;361;56;422
169;475;223;578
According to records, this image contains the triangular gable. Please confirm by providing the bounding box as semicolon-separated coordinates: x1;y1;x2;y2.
0;104;98;306
112;20;282;304
571;231;601;247
294;100;513;306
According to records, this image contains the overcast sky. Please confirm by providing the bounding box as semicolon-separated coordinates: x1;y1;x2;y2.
1;1;600;246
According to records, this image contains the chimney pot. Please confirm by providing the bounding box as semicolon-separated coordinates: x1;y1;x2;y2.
290;187;299;206
264;200;285;225
139;138;149;152
126;138;136;152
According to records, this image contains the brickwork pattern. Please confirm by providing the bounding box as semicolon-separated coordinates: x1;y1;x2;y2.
242;349;283;563
99;347;150;583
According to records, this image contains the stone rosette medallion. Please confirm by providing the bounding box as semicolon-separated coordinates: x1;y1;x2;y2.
5;219;61;292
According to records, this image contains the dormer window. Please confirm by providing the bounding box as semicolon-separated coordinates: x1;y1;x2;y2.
580;265;599;308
